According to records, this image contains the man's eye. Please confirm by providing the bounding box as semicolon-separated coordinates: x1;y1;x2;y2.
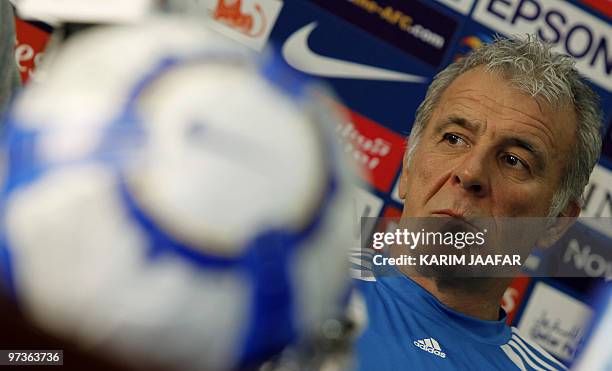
443;133;466;146
502;154;528;170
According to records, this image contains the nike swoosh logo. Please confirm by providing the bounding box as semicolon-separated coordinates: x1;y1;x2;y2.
282;22;426;82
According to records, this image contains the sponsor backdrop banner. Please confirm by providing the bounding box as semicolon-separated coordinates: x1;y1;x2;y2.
11;0;612;366
13;19;50;83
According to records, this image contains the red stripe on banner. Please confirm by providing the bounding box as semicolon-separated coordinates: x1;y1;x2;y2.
14;18;52;83
335;104;407;193
581;0;612;18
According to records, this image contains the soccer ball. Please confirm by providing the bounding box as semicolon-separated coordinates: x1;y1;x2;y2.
0;18;353;371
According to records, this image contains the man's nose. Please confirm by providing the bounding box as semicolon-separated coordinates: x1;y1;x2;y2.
451;151;490;197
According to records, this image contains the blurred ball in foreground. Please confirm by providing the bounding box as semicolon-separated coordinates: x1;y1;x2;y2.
0;18;353;371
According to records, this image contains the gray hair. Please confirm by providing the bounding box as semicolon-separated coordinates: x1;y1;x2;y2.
406;35;603;217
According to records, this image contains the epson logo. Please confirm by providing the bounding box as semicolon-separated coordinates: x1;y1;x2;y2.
473;0;611;91
563;239;612;282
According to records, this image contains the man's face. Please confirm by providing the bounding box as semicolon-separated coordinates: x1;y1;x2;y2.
399;66;577;220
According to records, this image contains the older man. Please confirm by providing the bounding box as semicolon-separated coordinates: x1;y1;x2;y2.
355;36;602;370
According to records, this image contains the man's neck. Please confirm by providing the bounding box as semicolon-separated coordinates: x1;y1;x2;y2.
408;276;512;321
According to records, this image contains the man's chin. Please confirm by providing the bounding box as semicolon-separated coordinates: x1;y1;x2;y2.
411;256;482;278
433;276;500;293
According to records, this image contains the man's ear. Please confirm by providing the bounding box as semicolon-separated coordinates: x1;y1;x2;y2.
536;200;581;248
398;153;410;201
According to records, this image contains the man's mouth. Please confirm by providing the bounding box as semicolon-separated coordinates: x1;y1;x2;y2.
430;209;482;232
432;209;464;219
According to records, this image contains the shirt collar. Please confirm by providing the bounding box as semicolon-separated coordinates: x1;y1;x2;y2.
375;267;512;345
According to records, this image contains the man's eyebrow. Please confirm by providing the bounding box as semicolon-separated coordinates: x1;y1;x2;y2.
434;115;547;172
434;115;483;135
502;137;546;172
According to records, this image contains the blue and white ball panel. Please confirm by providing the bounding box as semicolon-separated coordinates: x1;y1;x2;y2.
1;18;353;370
3;165;250;371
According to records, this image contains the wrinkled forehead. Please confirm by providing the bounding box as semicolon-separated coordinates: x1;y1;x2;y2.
440;66;571;118
433;67;578;158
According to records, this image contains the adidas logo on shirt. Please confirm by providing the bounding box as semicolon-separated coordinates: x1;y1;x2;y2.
413;338;446;358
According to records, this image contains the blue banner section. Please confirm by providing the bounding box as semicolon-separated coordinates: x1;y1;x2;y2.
269;0;435;134
270;0;611;146
306;0;461;67
542;221;612;283
266;0;612;348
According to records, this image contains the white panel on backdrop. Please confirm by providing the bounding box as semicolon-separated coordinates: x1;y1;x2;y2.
391;175;402;204
200;0;283;51
434;0;476;15
572;292;612;371
15;0;154;24
349;187;383;279
517;282;593;362
580;165;612;238
352;186;384;242
473;0;612;92
518;282;593;361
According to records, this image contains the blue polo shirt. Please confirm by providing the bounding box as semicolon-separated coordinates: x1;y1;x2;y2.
353;270;568;370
